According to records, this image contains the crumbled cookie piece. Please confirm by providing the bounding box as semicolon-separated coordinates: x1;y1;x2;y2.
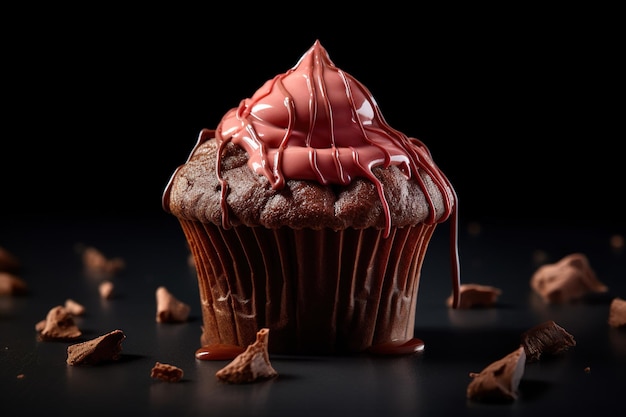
156;286;190;323
467;346;526;402
216;328;278;384
99;280;115;299
79;245;125;278
530;253;607;303
608;297;626;328
64;298;86;316
0;272;28;296
151;362;184;382
35;305;82;341
446;283;501;308
0;247;20;273
67;329;125;366
521;320;576;362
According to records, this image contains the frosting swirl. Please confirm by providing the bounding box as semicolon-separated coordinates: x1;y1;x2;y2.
214;40;456;237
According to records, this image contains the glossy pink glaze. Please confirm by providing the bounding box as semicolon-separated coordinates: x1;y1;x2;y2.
213;40;455;237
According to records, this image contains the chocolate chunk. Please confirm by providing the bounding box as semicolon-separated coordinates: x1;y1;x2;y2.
0;272;28;296
64;299;86;316
530;253;607;303
79;245;125;279
66;329;125;366
521;320;576;362
446;283;501;308
155;286;190;323
467;346;526;402
608;297;626;328
216;328;278;384
99;280;115;299
36;305;82;341
150;362;184;382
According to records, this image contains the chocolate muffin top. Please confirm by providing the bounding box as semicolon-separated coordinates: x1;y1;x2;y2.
164;135;451;231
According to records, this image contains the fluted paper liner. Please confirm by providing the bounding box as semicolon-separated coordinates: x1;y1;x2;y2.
180;219;436;354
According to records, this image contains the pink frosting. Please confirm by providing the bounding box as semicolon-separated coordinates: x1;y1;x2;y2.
214;40;455;238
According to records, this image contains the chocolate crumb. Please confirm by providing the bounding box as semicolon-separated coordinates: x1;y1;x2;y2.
446;283;501;308
216;328;278;384
155;286;190;323
467;346;526;402
99;280;115;299
530;253;607;303
67;329;125;366
0;272;28;296
151;362;184;382
521;320;576;362
584;366;591;373
65;298;86;316
79;245;125;278
608;297;626;328
36;305;82;341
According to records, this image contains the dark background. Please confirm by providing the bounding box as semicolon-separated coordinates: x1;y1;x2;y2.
2;7;623;228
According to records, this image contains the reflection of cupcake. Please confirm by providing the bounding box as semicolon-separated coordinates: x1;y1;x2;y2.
163;40;460;356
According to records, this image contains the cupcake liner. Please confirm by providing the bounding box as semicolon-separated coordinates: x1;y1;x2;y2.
179;219;436;355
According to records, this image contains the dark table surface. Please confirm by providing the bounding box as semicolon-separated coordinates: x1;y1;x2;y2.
1;212;625;416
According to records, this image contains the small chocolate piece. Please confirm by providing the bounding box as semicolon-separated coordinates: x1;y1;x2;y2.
216;328;278;384
150;362;184;382
521;320;576;362
99;280;115;299
0;272;28;296
155;286;190;323
0;247;20;273
608;297;626;328
446;283;501;308
467;346;526;402
66;329;126;366
530;253;607;303
64;298;86;316
36;305;82;341
80;245;125;278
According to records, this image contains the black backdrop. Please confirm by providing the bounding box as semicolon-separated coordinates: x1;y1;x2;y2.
3;8;622;228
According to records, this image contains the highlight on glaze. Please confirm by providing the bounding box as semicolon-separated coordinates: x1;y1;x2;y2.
210;40;456;238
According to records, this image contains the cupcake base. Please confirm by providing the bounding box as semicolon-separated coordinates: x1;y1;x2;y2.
179;219;436;355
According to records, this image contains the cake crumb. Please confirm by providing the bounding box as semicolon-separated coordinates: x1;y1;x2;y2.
608;297;626;328
65;298;86;316
155;286;190;323
446;283;501;308
216;328;278;384
530;253;607;303
151;362;184;382
520;320;576;362
79;245;125;278
67;329;125;366
0;272;28;296
99;280;115;299
467;346;526;402
35;305;82;341
584;366;591;373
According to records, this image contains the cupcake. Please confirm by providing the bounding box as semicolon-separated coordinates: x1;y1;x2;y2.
163;40;460;356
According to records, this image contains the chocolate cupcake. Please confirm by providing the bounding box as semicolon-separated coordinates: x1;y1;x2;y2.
163;40;460;356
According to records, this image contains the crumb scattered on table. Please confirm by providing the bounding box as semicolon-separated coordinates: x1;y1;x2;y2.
216;328;278;384
151;362;184;382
